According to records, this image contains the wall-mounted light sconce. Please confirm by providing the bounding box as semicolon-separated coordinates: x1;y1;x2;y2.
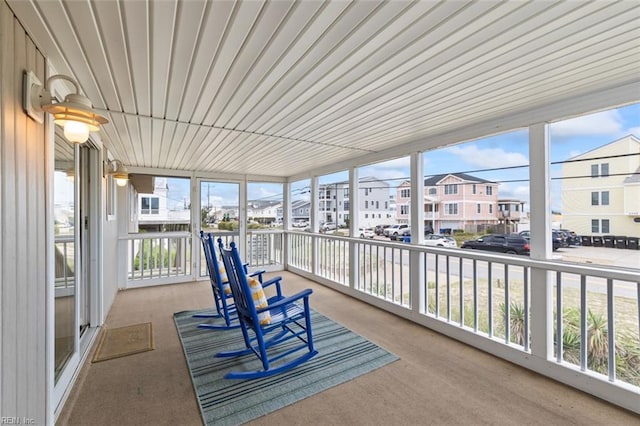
23;71;108;143
105;160;129;187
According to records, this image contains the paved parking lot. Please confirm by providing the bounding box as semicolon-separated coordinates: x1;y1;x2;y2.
554;245;639;269
368;234;639;270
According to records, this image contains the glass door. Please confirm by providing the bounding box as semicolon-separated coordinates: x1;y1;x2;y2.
53;138;95;383
53;136;77;382
199;180;240;276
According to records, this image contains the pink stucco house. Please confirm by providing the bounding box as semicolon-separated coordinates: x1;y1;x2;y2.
396;173;499;233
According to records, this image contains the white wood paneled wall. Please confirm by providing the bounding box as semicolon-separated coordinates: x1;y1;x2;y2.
0;1;48;423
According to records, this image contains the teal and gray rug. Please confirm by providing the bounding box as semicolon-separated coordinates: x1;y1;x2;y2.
174;308;398;426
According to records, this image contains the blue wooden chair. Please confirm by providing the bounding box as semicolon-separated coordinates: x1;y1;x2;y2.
195;231;266;330
217;240;318;379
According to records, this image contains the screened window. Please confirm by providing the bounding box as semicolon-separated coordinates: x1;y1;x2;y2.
445;203;458;215
444;184;458;195
141;197;160;214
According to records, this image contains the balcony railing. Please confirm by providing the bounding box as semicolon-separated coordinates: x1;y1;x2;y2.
124;232;191;286
247;230;284;269
54;235;74;295
285;231;639;410
117;227;639;411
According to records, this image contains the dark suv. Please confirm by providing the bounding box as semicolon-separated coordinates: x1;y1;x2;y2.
461;234;530;255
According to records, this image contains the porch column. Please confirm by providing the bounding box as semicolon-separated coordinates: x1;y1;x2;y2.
283;181;291;268
311;176;319;276
238;179;247;256
410;152;425;313
529;123;553;359
349;167;359;289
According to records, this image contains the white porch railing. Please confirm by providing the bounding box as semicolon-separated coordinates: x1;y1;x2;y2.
54;235;75;296
123;232;191;286
246;230;284;269
285;231;639;413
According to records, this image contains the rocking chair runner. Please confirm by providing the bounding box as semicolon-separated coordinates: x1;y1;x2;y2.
217;240;318;379
196;231;269;330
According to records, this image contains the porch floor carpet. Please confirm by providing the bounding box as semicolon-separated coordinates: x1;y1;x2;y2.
174;308;398;426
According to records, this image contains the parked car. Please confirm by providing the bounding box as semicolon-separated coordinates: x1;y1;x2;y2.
551;231;565;251
320;222;336;232
374;224;391;235
558;229;579;246
384;224;410;238
423;234;457;248
520;230;568;251
461;234;530;255
358;227;375;238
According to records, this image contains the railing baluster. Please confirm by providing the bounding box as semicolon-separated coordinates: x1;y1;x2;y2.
446;255;451;322
505;264;510;344
524;266;530;352
488;261;493;337
473;259;478;332
459;258;464;327
580;275;587;371
607;278;615;382
435;254;440;318
556;271;563;362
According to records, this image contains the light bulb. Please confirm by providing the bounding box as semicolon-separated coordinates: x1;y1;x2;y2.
63;120;90;143
115;178;128;187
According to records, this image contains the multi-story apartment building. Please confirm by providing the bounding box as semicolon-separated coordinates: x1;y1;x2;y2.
561;135;640;237
396;173;499;233
319;176;393;228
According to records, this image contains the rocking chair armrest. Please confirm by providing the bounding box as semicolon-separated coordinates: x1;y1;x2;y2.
261;288;313;312
248;269;266;282
261;276;283;296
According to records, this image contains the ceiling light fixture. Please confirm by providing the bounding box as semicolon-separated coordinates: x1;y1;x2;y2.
23;71;108;143
105;159;129;187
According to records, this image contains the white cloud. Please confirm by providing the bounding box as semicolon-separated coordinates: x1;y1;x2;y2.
447;145;528;168
360;156;410;183
550;110;624;137
498;183;530;201
627;126;640;137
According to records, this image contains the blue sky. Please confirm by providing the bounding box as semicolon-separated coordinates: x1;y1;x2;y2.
169;102;639;212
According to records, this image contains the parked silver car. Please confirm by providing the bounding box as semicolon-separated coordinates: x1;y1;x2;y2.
384;224;410;237
423;234;457;248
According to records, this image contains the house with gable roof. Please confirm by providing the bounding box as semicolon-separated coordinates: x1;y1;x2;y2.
396;173;499;233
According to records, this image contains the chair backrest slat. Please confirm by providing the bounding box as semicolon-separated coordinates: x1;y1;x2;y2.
200;231;224;299
219;240;257;327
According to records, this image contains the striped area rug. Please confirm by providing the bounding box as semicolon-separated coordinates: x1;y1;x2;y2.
174;308;398;426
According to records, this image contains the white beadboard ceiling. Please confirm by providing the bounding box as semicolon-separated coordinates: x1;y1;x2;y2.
8;0;640;178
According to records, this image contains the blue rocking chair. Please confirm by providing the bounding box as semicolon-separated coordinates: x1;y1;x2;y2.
195;231;266;330
217;240;318;379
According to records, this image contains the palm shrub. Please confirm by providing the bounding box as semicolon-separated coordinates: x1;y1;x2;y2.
499;301;527;346
557;307;640;385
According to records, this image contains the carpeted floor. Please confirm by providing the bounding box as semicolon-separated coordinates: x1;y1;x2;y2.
57;272;639;425
174;309;398;425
